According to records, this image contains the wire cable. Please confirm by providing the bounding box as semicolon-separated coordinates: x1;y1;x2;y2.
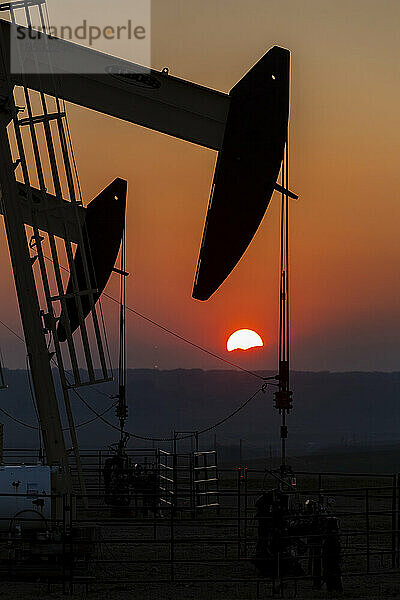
0;319;117;432
0;290;275;442
39;254;270;382
73;402;118;429
0;315;114;403
39;8;267;382
196;384;268;436
0;318;24;342
0;281;275;441
61;367;113;400
0;6;277;448
0;406;39;430
68;378;270;442
105;292;269;381
0;399;118;432
0;295;276;441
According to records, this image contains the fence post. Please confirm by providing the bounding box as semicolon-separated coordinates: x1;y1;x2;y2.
62;492;73;595
173;434;178;514
397;473;400;567
237;468;241;559
69;492;74;595
98;449;102;495
366;488;370;573
62;493;67;595
392;474;397;569
244;467;248;558
190;452;195;518
170;500;175;582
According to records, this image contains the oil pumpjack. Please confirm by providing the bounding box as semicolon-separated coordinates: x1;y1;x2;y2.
188;31;342;592
0;0;303;562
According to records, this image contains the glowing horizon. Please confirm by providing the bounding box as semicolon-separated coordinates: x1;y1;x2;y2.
0;0;398;372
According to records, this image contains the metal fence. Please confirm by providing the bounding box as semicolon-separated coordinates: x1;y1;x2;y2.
1;449;400;597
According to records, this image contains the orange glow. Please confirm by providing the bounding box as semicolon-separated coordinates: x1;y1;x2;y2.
227;329;263;352
0;2;398;372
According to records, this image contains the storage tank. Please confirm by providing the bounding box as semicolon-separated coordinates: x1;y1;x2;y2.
0;464;51;532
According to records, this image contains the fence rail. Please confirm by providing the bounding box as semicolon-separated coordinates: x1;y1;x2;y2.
0;449;400;597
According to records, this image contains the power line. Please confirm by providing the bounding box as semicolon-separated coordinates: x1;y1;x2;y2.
0;315;114;401
0;400;118;432
0;320;117;432
197;384;269;435
0;318;24;342
70;379;270;442
0;283;275;441
61;368;113;399
38;252;269;381
73;402;118;429
104;292;268;381
0;406;38;430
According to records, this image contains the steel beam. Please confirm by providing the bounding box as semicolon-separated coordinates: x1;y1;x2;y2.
0;182;86;241
0;112;70;481
0;20;229;150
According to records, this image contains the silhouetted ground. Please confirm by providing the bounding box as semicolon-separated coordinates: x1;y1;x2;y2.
1;576;400;599
232;444;400;475
1;456;400;599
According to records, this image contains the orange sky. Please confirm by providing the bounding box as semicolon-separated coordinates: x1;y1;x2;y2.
0;0;399;371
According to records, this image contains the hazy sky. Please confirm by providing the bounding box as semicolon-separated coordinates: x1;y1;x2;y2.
0;0;399;372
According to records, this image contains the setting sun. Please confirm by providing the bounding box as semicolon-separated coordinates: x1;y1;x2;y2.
227;329;264;352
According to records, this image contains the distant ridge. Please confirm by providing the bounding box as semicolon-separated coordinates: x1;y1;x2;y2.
0;370;399;462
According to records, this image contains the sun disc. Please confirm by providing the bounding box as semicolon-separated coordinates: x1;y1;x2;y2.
227;329;263;352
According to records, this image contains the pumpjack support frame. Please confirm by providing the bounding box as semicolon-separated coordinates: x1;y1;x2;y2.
0;12;296;496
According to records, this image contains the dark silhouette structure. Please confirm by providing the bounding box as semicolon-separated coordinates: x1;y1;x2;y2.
193;47;291;301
